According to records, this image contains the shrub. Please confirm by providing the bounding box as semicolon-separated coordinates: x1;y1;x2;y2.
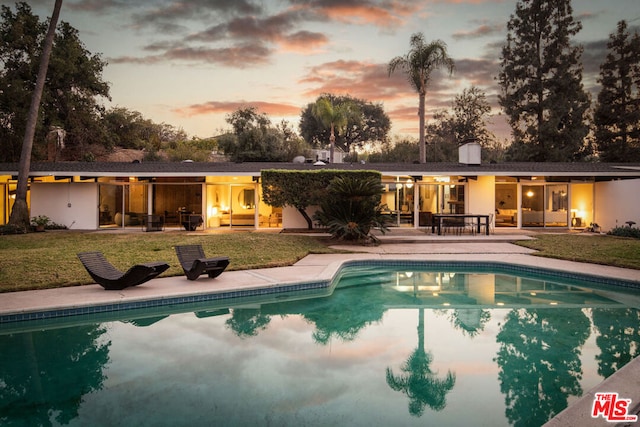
313;175;391;244
0;224;27;235
607;226;640;239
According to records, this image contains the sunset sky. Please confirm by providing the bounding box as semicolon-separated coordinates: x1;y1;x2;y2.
27;0;640;141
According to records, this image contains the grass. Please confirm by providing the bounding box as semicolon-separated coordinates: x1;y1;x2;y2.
514;233;640;270
1;230;638;293
0;231;338;293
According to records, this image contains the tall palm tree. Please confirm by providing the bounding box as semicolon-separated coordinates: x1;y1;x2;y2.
386;308;456;416
388;33;454;163
312;96;358;163
9;0;63;229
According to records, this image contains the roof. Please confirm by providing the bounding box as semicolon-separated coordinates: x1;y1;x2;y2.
1;161;640;179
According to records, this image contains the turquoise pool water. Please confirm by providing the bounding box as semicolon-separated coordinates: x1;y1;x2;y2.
1;264;639;426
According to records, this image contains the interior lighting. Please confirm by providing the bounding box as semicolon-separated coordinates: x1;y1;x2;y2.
526;190;534;198
406;178;413;189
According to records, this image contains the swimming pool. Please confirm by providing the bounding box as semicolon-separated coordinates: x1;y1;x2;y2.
1;262;639;426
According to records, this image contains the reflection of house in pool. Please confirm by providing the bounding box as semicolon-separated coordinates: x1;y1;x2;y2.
1;157;639;232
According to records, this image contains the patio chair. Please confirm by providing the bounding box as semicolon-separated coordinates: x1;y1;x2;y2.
479;213;494;235
77;251;169;290
174;244;230;280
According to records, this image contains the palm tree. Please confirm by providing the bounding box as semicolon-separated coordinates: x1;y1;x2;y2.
311;96;358;163
388;33;454;163
9;0;63;229
386;308;456;416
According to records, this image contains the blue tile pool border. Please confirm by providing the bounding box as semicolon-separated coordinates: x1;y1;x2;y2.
1;260;638;325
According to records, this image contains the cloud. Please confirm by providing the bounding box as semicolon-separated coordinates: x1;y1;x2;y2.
66;0;131;12
185;11;330;53
452;21;504;40
279;31;330;53
299;60;412;101
453;58;500;87
289;0;424;29
130;0;264;29
428;0;506;3
111;43;273;68
174;101;302;118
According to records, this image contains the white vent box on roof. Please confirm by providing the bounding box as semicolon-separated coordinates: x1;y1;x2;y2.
459;142;481;165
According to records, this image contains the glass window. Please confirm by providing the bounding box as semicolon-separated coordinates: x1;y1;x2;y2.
522;185;544;227
570;183;593;228
495;183;517;227
546;184;568;227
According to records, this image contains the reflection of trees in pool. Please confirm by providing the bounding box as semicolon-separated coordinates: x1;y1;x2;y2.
0;325;110;426
225;308;271;337
386;309;456;416
435;308;491;338
592;308;640;378
240;285;388;344
493;308;590;426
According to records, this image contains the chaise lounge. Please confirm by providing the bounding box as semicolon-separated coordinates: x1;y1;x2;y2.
77;251;170;290
174;244;230;280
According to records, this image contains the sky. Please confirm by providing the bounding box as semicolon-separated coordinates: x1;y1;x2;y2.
25;0;640;142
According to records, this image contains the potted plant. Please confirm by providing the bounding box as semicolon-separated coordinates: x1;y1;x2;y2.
31;215;50;232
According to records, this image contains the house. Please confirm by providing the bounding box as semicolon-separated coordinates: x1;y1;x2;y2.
0;159;638;232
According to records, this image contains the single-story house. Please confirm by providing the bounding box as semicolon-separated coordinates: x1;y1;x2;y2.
1;154;639;232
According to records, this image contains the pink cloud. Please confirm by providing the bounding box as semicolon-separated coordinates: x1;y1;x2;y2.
174;101;302;118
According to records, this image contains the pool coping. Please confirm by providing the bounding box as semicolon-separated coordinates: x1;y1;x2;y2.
1;249;639;425
1;252;639;325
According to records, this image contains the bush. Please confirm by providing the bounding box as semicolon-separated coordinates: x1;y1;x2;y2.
0;224;28;235
313;175;391;244
607;226;640;239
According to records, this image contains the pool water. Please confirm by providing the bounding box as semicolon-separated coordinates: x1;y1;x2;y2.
1;265;639;426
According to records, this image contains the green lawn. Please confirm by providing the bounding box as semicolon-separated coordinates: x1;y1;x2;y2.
0;231;338;293
514;233;640;270
0;231;638;293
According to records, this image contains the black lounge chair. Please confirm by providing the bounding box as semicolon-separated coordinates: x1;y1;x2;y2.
175;244;230;280
77;251;169;290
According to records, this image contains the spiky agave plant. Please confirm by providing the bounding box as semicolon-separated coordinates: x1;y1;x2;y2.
314;176;391;243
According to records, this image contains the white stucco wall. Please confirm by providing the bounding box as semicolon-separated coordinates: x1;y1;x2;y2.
30;182;98;230
467;176;496;218
594;178;640;231
282;205;319;229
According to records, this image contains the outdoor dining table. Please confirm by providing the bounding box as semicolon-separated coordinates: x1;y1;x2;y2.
431;213;491;235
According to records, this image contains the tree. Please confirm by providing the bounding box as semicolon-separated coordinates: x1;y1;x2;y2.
494;308;590;425
309;96;359;163
102;107;187;151
424;86;502;162
6;0;62;230
367;137;419;163
498;0;590;162
219;107;309;162
386;309;456;416
424;109;457;162
0;3;110;164
451;86;495;146
594;20;640;162
43;20;110;159
388;33;454;163
299;94;390;159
